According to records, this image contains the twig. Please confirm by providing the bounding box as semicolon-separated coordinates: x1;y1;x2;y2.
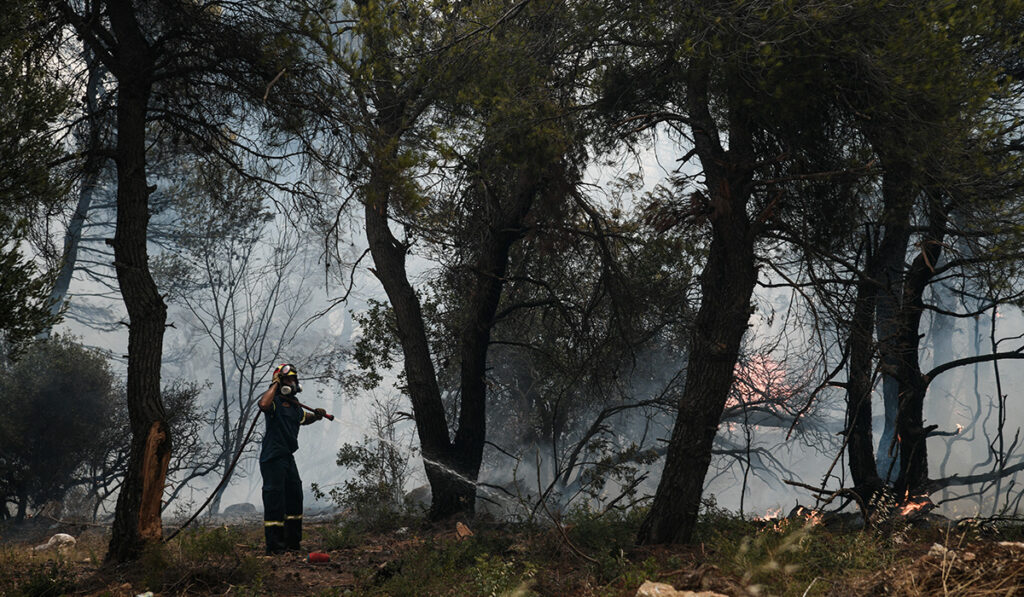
535;449;598;565
262;69;286;102
38;514;110;528
802;577;821;597
164;409;262;542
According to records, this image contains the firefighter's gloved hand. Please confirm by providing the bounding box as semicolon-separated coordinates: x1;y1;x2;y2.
272;371;281;386
314;408;327;421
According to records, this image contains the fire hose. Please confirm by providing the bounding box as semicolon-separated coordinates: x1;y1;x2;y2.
164;397;333;542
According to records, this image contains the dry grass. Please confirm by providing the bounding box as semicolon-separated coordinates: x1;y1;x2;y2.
2;514;1024;596
877;541;1024;596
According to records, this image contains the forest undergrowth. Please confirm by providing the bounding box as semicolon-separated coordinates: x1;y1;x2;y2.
3;499;1024;596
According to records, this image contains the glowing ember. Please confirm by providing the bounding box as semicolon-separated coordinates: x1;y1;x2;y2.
900;496;932;516
729;355;797;408
802;509;824;527
956;423;964;434
790;506;823;526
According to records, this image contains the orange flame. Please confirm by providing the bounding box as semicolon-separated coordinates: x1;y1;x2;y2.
900;496;932;516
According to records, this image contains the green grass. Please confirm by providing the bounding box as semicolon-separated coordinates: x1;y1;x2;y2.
138;526;263;594
4;504;1015;596
356;532;538;596
315;522;367;550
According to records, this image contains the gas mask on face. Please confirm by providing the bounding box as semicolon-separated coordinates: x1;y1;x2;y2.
279;381;302;396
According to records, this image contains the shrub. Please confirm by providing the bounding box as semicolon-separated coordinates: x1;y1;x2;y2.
13;560;76;597
317;523;365;550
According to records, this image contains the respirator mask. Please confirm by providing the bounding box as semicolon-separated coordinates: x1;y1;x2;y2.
273;363;302;396
279;380;302;395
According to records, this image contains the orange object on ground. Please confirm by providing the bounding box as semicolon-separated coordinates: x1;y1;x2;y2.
308;551;329;563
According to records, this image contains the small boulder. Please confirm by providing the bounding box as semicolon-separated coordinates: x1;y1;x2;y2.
635;580;728;597
928;543;952;558
33;533;76;552
404;485;431;509
222;502;258;518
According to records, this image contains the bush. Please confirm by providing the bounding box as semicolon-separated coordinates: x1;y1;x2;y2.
137;526;262;593
14;560;75;597
0;335;120;519
563;503;647;555
364;534;532;596
313;397;415;531
317;523;366;550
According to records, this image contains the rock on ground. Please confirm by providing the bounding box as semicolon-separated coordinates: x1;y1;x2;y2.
635;580;728;597
32;533;76;551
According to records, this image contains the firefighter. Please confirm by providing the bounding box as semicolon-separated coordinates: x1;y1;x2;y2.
257;363;326;555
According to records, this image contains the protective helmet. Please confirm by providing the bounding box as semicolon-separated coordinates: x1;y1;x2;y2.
273;363;302;394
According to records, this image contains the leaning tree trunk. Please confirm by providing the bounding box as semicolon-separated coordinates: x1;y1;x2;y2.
637;67;757;544
44;47;107;332
362;129;468;518
636;201;756;544
105;1;171;563
363;120;551;518
447;165;549;516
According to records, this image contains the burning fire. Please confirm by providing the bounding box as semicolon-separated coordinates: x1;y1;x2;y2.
792;506;824;527
729;355;797;409
900;495;933;516
755;506;823;533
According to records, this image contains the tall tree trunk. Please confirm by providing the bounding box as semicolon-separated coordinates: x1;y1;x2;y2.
45;47;107;332
846;164;913;498
363;149;467;518
874;245;906;481
106;0;171;563
858;140;915;493
449;166;548;514
364;143;550;518
892;201;946;497
846;270;883;500
638;68;757;544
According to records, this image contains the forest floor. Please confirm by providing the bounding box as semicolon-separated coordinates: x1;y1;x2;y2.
3;507;1024;596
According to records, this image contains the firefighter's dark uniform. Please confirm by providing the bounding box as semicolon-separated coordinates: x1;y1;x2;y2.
260;393;307;554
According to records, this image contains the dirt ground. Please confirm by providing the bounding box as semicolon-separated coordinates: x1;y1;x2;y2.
1;518;413;596
4;515;1024;596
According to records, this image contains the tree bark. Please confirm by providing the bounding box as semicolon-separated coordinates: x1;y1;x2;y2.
362;130;466;516
364;135;553;518
637;68;757;544
45;47;107;331
105;0;171;563
845;271;884;500
892;200;946;497
845;164;914;499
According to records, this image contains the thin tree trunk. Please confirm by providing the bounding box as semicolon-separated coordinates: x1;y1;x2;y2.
105;0;171;563
16;493;27;522
44;47;107;332
846;269;883;500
